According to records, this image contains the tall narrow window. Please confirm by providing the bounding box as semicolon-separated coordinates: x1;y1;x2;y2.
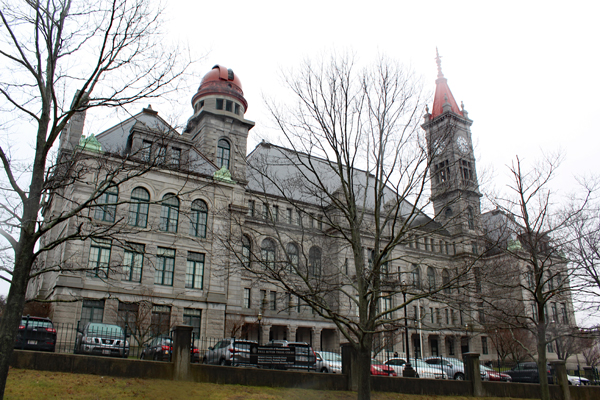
262;203;269;219
286;208;292;224
159;194;179;232
151;305;171;336
261;239;276;270
155;247;175;286
243;288;251;308
128;187;149;228
411;264;421;289
286;242;299;271
272;205;279;222
561;303;568;324
81;299;104;325
460;159;473;182
467;207;475;230
171;148;181;167
123;243;144;282
94;186;118;222
309;246;322;277
216;99;223;110
183;308;201;338
270;291;277;311
481;337;489;355
225;100;233;112
186;252;204;289
87;239;112;278
234;103;240;115
190;199;208;238
427;267;436;290
241;235;251;268
551;303;558;322
247;200;255;217
141;140;152;162
442;269;451;294
435;160;450;184
156;145;167;164
474;267;482;293
217;139;230;169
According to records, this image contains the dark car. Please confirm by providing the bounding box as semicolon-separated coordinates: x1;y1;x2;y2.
506;362;554;384
203;338;257;366
141;336;172;361
14;316;56;352
74;322;129;358
140;336;201;363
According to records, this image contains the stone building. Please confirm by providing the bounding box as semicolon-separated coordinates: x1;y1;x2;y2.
28;60;577;363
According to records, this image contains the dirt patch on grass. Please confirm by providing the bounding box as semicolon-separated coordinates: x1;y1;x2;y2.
5;368;527;400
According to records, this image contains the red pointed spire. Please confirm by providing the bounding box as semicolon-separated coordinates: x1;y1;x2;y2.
430;49;462;119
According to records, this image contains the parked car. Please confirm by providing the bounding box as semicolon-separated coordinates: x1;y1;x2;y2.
203;338;257;366
567;374;589;386
480;365;512;382
14;316;56;352
411;359;447;379
505;362;554;384
371;358;397;376
74;322;129;358
315;351;342;373
383;358;406;376
140;336;172;361
140;336;201;363
424;357;465;380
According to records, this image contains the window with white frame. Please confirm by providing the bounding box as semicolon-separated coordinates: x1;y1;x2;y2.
185;252;204;289
123;242;144;282
159;194;179;232
155;247;175;286
87;238;112;278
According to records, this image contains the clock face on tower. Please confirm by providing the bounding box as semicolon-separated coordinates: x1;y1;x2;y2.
456;136;469;154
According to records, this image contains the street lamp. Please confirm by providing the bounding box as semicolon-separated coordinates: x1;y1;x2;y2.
257;312;262;345
402;286;416;377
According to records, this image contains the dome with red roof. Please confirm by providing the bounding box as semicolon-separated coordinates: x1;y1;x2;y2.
191;65;248;111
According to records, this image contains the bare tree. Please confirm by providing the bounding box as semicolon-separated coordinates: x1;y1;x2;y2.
219;54;473;400
483;155;585;400
0;0;192;396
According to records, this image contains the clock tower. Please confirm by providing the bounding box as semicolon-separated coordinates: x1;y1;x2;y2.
422;50;482;248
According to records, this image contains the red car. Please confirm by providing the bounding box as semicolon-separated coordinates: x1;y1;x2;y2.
370;359;397;376
481;365;512;382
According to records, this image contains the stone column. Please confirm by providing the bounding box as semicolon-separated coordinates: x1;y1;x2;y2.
550;360;571;400
438;334;446;356
287;326;297;342
312;327;322;350
172;325;193;381
341;343;357;391
463;352;483;397
261;324;271;345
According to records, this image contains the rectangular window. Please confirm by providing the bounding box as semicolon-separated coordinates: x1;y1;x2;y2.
141;140;152;162
156;145;167;164
460;159;473;182
451;309;456;325
424;239;429;251
436;308;441;324
216;98;223;110
445;309;449;325
123;242;144;282
94;187;118;222
183;308;202;338
81;299;104;325
478;302;485;323
429;307;434;323
272;205;279;222
186;252;204;289
117;301;138;333
155;247;175;286
547;341;554;353
481;337;489;355
243;288;251;308
262;203;269;219
561;303;568;324
296;210;302;226
472;241;478;255
171;148;181;167
270;291;277;311
225;100;233;112
234;103;240;115
551;303;558;323
247;200;255;217
87;238;112;278
435;160;450;184
151;305;171;336
296;295;302;313
318;216;323;230
286;208;293;224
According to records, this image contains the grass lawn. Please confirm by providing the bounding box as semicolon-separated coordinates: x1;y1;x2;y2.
5;368;528;400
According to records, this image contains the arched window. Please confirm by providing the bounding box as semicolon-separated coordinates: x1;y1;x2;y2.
427;267;436;290
442;269;451;294
159;194;179;232
190;199;208;238
241;235;251;268
217;139;230;169
467;207;475;230
411;265;421;289
94;186;118;222
309;246;322;277
286;242;299;270
128;187;149;227
261;238;276;269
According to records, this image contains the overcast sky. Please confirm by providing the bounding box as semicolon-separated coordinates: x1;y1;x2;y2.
4;1;600;325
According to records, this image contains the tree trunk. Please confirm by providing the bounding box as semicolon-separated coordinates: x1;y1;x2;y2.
0;241;35;398
537;314;550;400
356;341;372;400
